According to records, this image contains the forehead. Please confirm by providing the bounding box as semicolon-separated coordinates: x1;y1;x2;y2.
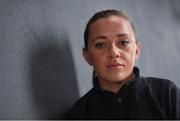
88;16;135;40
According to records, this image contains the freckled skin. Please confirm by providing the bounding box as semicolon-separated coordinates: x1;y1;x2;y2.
83;16;141;93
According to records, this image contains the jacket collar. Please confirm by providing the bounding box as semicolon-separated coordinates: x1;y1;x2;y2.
93;66;140;95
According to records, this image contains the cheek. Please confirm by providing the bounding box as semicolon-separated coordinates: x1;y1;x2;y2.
90;51;107;65
123;47;137;63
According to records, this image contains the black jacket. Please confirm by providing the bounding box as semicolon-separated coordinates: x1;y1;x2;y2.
66;67;180;119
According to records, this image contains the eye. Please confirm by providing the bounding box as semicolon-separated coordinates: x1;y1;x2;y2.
95;42;107;49
118;40;129;46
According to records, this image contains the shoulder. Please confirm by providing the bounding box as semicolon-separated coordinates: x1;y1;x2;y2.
138;76;180;104
136;76;180;99
73;87;98;106
65;88;96;119
139;77;180;119
141;76;170;84
139;76;177;89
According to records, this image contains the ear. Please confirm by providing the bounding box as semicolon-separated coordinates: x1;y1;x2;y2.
135;41;141;60
83;48;93;66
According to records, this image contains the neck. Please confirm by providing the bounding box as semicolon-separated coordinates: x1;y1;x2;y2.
98;73;134;94
100;81;126;94
99;79;127;94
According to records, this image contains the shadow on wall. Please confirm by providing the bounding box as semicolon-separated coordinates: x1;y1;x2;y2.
170;0;180;22
29;31;79;119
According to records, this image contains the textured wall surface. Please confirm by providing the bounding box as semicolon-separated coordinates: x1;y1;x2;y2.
0;0;180;119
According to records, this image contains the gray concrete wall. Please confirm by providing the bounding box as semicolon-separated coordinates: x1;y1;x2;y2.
0;0;180;119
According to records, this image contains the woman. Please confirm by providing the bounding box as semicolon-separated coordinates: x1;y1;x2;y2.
66;9;180;119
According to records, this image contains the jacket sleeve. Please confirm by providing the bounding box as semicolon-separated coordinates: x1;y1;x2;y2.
167;81;180;119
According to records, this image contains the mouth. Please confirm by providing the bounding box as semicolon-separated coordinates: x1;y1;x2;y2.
106;62;125;70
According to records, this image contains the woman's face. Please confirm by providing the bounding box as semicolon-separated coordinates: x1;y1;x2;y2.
83;16;140;84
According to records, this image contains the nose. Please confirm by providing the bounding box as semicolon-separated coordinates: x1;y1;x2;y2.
107;43;120;59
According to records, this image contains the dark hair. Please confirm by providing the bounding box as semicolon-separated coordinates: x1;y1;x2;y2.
84;9;137;49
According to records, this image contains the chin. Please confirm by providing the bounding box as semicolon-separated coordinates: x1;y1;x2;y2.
106;76;127;83
106;70;133;81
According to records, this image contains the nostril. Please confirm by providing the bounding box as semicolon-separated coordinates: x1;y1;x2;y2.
107;50;120;59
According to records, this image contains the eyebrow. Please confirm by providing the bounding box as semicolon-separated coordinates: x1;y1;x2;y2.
91;33;129;43
116;33;129;38
91;36;107;43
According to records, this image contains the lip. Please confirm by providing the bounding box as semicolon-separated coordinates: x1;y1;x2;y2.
106;62;124;70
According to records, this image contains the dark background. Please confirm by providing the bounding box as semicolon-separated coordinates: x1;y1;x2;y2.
0;0;180;119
